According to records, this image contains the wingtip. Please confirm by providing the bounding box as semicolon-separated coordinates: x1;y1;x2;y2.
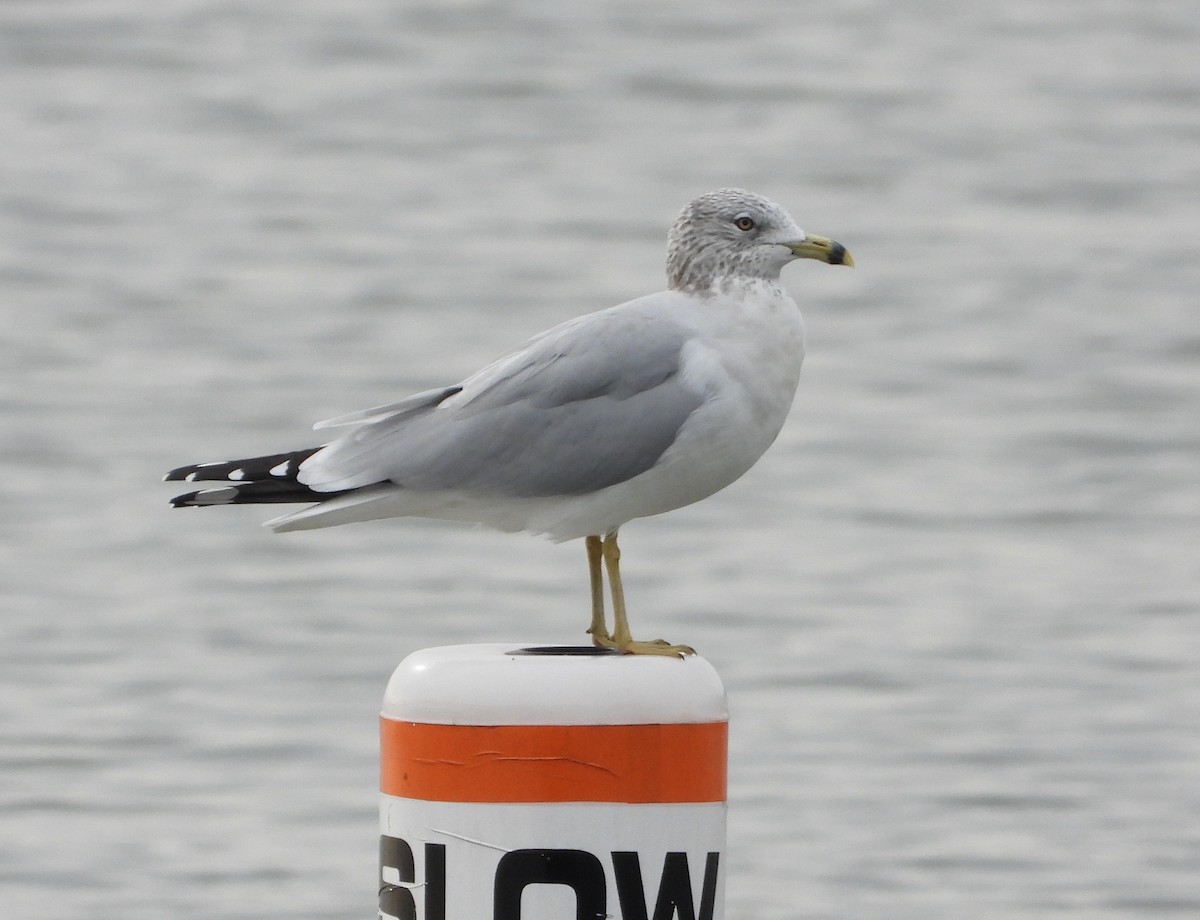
169;486;240;507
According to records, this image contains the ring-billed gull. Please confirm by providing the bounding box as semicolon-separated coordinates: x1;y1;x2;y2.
166;188;852;656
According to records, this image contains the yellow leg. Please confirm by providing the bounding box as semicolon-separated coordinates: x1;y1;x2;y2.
585;535;609;645
591;531;694;657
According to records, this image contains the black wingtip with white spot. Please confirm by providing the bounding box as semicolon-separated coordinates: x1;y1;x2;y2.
170;479;349;507
170;486;241;507
165;446;345;507
164;447;323;485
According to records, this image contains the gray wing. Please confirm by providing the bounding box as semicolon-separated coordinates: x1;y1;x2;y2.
299;305;704;497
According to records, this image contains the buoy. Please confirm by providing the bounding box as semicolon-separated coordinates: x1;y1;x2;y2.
379;643;729;920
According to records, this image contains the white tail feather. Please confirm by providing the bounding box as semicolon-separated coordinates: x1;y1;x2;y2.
264;484;404;532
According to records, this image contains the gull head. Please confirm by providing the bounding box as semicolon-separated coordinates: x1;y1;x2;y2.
666;188;852;294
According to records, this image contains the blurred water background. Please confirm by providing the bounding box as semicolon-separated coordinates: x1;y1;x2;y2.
2;1;1198;918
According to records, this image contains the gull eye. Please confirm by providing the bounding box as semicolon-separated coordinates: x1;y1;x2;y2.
734;215;756;231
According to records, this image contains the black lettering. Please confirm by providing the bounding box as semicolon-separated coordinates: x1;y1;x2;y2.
613;851;721;920
612;852;649;920
494;848;606;920
697;852;719;920
378;836;446;920
424;843;446;920
379;835;416;920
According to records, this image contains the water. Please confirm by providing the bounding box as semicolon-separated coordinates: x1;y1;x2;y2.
2;1;1198;917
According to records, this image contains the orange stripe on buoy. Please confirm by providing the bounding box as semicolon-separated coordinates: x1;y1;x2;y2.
380;719;727;804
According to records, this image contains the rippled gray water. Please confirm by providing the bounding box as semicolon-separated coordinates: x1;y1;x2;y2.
2;2;1198;918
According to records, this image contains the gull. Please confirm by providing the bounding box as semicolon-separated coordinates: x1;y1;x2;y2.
165;188;852;655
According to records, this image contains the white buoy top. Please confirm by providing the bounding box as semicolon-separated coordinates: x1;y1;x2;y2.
382;643;728;726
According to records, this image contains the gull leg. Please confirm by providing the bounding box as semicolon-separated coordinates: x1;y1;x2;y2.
585;535;610;645
594;531;694;658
